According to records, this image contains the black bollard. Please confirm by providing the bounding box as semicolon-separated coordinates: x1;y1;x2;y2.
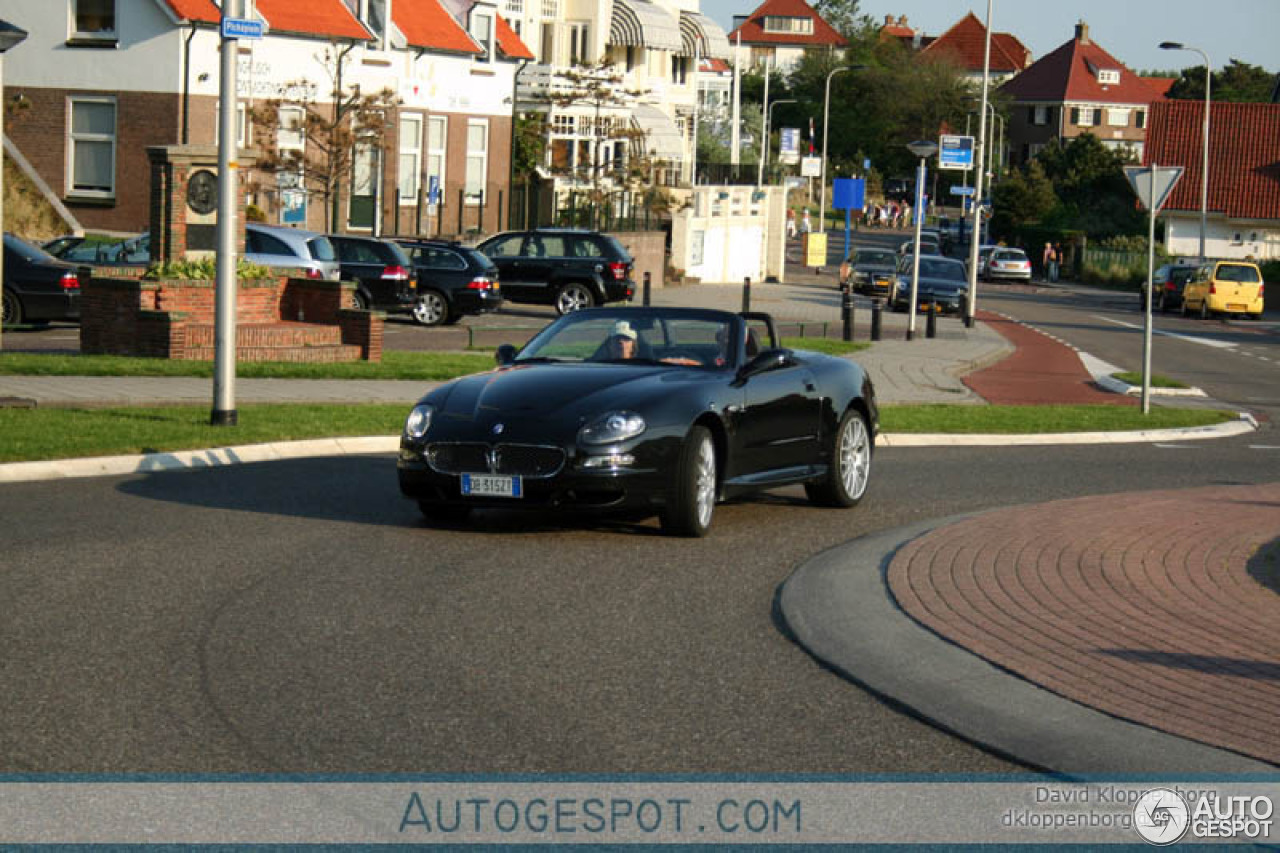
963;311;974;329
871;299;882;341
643;271;651;306
742;277;751;313
926;299;937;338
841;284;854;342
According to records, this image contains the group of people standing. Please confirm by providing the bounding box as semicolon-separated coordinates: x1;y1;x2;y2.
863;200;912;229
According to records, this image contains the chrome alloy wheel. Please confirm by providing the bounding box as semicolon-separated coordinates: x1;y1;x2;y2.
556;283;594;314
694;434;717;528
412;291;447;326
839;415;871;500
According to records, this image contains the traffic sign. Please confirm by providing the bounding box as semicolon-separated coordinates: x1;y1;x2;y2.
1124;165;1183;212
950;185;975;196
221;17;265;39
938;134;974;170
832;177;865;211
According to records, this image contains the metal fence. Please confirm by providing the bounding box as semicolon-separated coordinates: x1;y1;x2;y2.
507;184;669;233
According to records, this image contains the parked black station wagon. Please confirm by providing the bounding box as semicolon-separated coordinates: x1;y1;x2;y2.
328;234;418;315
394;238;503;326
474;229;635;314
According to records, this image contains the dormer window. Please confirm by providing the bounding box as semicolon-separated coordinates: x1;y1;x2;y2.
762;16;813;35
71;0;116;44
1097;69;1120;85
470;9;494;63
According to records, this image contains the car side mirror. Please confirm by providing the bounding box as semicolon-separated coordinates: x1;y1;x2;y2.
495;344;518;366
737;348;791;379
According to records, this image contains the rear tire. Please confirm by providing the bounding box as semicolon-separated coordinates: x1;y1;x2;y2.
555;282;595;315
412;290;450;326
660;426;717;537
1;289;22;326
1199;300;1210;320
352;290;370;311
806;410;872;507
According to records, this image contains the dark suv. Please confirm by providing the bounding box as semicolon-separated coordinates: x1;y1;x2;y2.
328;234;418;315
475;229;634;314
394;238;503;326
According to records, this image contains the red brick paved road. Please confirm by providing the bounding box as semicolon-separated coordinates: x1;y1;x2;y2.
887;483;1280;765
963;310;1135;406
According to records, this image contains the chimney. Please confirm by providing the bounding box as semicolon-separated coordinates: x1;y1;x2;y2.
885;14;894;26
1075;20;1090;45
899;15;908;27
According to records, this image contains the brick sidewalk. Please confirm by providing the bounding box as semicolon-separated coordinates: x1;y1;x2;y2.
887;483;1280;765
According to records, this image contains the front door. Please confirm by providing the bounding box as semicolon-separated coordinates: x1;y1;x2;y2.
349;143;380;231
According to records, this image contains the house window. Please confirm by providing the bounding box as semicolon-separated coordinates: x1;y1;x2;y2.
398;114;423;202
671;55;688;85
470;10;494;62
1097;69;1120;85
215;100;250;147
68;96;116;197
1107;108;1130;126
762;16;812;34
504;0;523;15
465;119;488;204
1032;105;1050;126
72;0;116;41
1071;106;1095;127
1136;109;1146;129
426;116;446;205
568;22;590;65
277;105;305;151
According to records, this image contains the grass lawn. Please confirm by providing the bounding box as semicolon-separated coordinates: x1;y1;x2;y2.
1111;371;1190;389
0;402;1237;463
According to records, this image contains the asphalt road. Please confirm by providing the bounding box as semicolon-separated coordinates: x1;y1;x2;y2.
1;433;1273;776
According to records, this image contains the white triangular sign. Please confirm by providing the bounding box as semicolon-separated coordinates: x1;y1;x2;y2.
1125;165;1184;212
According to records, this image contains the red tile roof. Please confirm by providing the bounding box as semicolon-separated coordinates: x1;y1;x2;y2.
254;0;371;40
727;0;847;48
496;15;535;60
162;0;220;23
918;12;1028;74
1000;28;1156;106
1142;76;1177;99
395;0;480;54
1145;100;1280;221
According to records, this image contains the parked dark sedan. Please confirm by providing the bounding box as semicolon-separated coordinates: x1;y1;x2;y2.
889;255;970;314
474;229;635;314
3;233;89;325
843;247;898;297
393;238;503;326
1144;263;1198;312
398;307;877;536
328;234;418;315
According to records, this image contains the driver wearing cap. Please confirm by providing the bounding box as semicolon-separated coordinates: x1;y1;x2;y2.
606;320;638;359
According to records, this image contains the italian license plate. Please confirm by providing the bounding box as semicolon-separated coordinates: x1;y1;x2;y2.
461;474;522;498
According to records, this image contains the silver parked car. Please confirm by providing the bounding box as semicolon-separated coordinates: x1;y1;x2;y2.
245;223;341;280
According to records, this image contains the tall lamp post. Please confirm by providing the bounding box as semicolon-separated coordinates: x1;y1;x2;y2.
0;19;30;352
905;140;938;341
1159;41;1211;261
963;0;993;329
819;65;864;233
760;97;795;183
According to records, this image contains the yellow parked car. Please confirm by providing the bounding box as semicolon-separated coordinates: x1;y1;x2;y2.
1181;260;1265;320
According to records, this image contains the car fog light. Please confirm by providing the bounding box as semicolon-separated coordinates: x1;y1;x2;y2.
404;404;435;439
581;453;636;469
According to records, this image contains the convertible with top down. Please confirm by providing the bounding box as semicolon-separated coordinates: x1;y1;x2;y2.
397;307;878;536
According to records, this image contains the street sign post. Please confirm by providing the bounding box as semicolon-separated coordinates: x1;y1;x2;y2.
832;178;866;258
220;17;264;39
779;127;799;166
1124;163;1185;414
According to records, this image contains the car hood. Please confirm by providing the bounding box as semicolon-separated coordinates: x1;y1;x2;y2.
899;275;968;294
854;262;896;274
426;362;704;428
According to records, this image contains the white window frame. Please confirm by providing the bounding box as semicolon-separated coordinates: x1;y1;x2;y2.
465;118;489;205
398;113;423;203
568;21;590;65
1097;69;1120;85
215;100;250;147
71;0;117;42
426;115;447;206
1076;106;1095;127
470;8;494;63
1106;107;1130;127
66;95;117;199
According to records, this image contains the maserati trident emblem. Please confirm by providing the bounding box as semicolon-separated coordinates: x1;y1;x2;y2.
492;423;505;435
486;447;502;473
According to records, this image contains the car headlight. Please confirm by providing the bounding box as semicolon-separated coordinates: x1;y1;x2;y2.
404;403;435;439
578;411;646;445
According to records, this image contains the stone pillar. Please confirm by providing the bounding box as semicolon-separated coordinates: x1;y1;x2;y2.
147;144;258;266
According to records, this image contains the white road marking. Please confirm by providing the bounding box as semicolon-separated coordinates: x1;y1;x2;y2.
1154;443;1202;450
1249;445;1280;450
1094;316;1237;349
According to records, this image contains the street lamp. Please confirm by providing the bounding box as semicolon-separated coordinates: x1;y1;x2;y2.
761;97;795;181
819;64;864;234
1160;41;1211;261
964;0;993;329
0;18;30;351
905;140;938;341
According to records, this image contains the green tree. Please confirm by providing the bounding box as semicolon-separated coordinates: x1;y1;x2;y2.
1032;134;1142;237
1167;59;1276;102
811;0;873;41
990;159;1057;237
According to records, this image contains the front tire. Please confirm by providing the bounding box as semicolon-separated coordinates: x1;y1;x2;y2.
660;426;717;537
806;410;872;507
555;282;595;314
412;290;450;326
1;289;22;326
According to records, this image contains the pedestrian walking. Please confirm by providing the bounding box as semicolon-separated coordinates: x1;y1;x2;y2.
1052;243;1063;282
786;208;797;239
801;209;812;235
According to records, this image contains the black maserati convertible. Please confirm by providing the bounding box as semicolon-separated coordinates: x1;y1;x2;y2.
397;307;878;536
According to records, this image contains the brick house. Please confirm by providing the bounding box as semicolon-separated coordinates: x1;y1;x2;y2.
999;20;1159;167
2;0;531;238
1145;100;1280;260
728;0;846;74
916;12;1031;87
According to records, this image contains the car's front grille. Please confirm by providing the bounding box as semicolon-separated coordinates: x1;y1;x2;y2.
426;442;566;478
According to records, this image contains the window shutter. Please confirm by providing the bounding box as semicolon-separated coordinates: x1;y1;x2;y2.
1027;106;1035;124
1070;107;1080;125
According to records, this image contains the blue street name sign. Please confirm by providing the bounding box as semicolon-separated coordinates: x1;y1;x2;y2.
950;185;975;196
938;134;974;170
221;17;265;39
